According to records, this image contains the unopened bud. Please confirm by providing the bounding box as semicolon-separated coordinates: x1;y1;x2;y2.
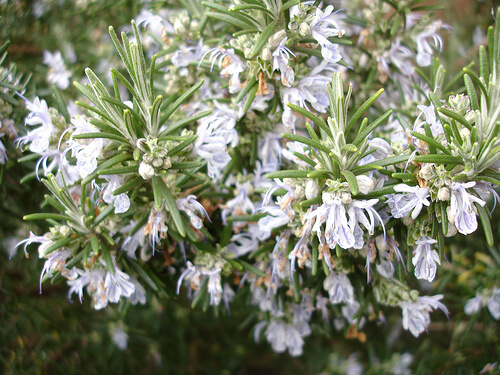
437;186;450;201
262;47;272;61
305;179;320;200
269;30;287;49
341;192;352;204
419;164;434;180
152;158;163;168
139;162;155;180
356;175;375;194
163;157;172;169
299;22;310;37
322;191;335;205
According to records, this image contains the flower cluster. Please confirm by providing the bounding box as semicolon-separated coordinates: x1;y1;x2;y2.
10;0;500;362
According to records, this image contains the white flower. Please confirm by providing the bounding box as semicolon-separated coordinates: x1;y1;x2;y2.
412;236;440;282
412;21;446;67
16;96;54;154
449;181;486;235
347;199;384;249
464;288;500;320
14;231;56;259
226;232;259;258
193;105;238;179
144;209;168;253
400;294;448;337
102;175;131;214
43;50;71;90
387;184;430;219
39;249;76;292
272;37;295;87
176;194;209;229
310;6;344;63
176;261;202;294
0;138;7;164
207;48;246;93
203;267;223;306
487;288;500;320
128;276;147;305
120;221;147;260
68;117;106;178
172;40;204;68
110;326;129;351
378;39;415;77
464;293;484;315
323;272;354;304
263;319;306;357
257;205;292;241
105;260;135;304
415;104;443;137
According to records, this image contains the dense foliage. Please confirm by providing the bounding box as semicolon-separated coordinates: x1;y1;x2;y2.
1;0;499;373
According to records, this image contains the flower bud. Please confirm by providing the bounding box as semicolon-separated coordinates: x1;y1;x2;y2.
341;192;352;204
418;164;434;181
322;191;335;204
152;157;163;168
375;235;388;252
139;162;155;180
437;186;450;201
356;175;375;194
299;22;310;37
448;94;470;115
60;225;72;237
163;157;172;169
460;128;470;139
269;30;287;49
261;47;272;61
305;179;320;200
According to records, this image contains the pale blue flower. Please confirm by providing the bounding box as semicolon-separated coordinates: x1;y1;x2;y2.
310;6;344;63
176;194;209;229
400;294;448;337
449;181;486;235
272;37;295;87
387;184;430;219
412;236;440;282
323;272;354;304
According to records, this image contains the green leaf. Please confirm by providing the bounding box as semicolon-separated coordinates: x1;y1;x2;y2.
152;176;186;237
410;131;451;155
476;203;494;246
300;197;322;208
307;170;333;179
249;21;277;57
352;109;393;146
438;107;472;130
242;81;259;113
112;176;144;195
43;237;73;256
266;170;311;179
412;154;463;165
23;213;72;221
160;80;204;127
286;103;332;138
234;259;266;277
72;132;129;143
92;204;116;227
167;135;198;157
464;74;479;111
282;133;331;153
341;170;359;195
347;88;384;133
158;110;212;138
206;12;255;30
